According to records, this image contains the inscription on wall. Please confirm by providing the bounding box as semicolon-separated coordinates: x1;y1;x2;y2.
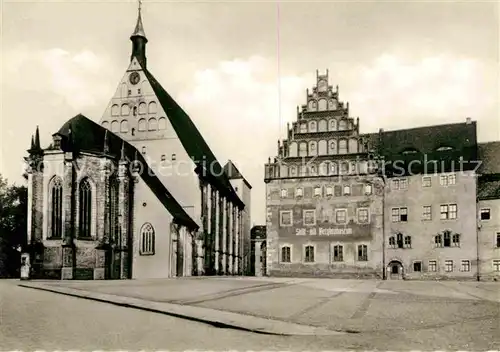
296;227;353;236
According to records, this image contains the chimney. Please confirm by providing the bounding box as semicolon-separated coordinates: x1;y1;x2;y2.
466;117;472;124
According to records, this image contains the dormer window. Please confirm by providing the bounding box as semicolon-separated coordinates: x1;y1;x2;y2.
436;146;453;151
402;148;418;155
53;135;62;149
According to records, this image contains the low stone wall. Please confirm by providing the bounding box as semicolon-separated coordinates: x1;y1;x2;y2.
270;263;381;279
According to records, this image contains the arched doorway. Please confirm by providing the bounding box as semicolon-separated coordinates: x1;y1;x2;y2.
387;260;404;280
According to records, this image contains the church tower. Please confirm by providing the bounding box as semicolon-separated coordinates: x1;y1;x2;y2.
100;2;200;222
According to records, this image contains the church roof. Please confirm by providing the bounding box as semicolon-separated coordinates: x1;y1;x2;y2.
55;114;199;231
223;160;252;189
141;67;245;209
478;141;500;175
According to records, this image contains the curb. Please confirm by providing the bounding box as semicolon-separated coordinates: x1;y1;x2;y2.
19;282;344;336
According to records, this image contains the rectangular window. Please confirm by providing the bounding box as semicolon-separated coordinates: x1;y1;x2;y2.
364;184;372;195
314;186;322;197
440;175;447;186
448;174;456;185
391;208;400;223
413;261;422;272
161;154;166;161
493;260;500;272
480;208;490;220
440;204;457;220
280;189;288;198
392;179;399;190
333;245;343;262
422;206;432;221
357;244;368;261
303;210;316;226
357;208;369;224
335;209;347;224
343;185;351;195
440;174;456;186
428;260;437;272
461;260;470;272
304;245;315;263
281;246;291;263
422;176;432;187
399;178;408;189
280;211;292;227
452;234;460;247
141;146;146;154
326;186;333;196
295;188;303;197
171;153;176;161
445;260;453;272
392;208;408;222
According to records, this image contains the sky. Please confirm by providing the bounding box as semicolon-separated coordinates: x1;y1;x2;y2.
1;0;499;225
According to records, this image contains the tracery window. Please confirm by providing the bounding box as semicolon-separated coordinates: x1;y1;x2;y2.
140;223;155;255
79;178;92;238
48;177;63;239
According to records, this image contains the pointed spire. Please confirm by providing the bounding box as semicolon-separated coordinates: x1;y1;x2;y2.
103;130;110;154
120;140;126;161
34;126;40;149
130;0;148;68
131;0;147;39
30;135;35;150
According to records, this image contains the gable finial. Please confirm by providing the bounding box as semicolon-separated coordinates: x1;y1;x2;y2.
34;126;41;149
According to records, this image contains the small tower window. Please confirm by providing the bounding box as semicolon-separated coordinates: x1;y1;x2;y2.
172;153;176;161
142;146;146;155
161;155;166;161
128;89;132;96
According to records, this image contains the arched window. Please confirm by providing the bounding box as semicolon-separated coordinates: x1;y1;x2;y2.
339;139;347;154
319;162;329;176
102;121;109;129
138;102;147;114
79;178;92;238
349;138;358;153
138;118;147;131
121;104;130;116
111;120;119;133
108;177;119;243
289;166;297;177
289;142;298;157
298;142;307;157
329;140;337;154
308;100;316;111
120;120;129;133
148;118;157;131
158;117;167;130
309;121;317;132
330;162;337;175
339;119;347;130
140;223;155;255
304;245;315;262
396;233;403;248
318;140;327;155
318;120;327;132
48;177;63;239
309;141;317;156
148;101;157;114
328;100;337;110
299;123;307;133
111;104;119;116
281;246;291;263
329;119;337;131
318;99;327;111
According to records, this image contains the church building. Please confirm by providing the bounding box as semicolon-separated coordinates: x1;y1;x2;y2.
24;4;252;280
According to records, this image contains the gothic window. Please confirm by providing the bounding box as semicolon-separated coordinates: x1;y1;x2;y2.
340;161;349;175
328;100;337;110
78;178;92;238
281;246;291;263
357;245;368;261
300;123;307;133
329;140;337;154
338;139;348;154
318;140;327;155
298;142;307;157
138;118;147;131
121;104;130;116
349;138;358;153
138;102;147;114
48;177;63;239
309;121;317;132
307;100;315;111
318;120;327;132
350;161;358;174
140;223;155;255
289;142;298;157
111;104;119;116
102;121;109;129
330;162;337;175
120;120;129;133
318;99;327;111
333;245;343;262
148;118;158;131
148;101;157;114
108;177;119;242
309;141;317;156
319;162;329;176
304;245;315;263
339;119;348;130
329;119;337;131
111;120;119;133
158;117;167;130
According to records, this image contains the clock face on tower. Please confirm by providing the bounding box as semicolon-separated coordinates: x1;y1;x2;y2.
129;71;140;85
